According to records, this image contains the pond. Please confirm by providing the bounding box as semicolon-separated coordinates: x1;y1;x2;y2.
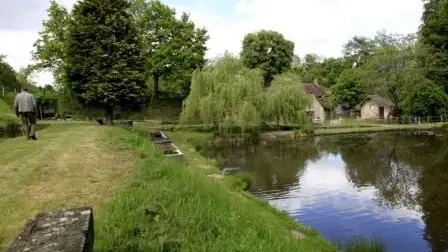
205;133;448;252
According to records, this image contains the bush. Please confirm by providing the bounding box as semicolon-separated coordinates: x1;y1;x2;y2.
231;171;256;192
403;80;448;117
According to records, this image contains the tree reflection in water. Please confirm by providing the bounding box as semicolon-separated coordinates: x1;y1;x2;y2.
206;133;448;251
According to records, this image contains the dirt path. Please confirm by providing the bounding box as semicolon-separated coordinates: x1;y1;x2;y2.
0;124;136;250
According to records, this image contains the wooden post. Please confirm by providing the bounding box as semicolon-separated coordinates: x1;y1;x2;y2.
1;85;4;97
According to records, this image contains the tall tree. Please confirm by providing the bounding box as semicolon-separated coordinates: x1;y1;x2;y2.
303;53;319;71
33;0;70;84
403;80;448;117
360;33;417;107
418;0;448;93
343;36;376;67
65;0;149;125
132;0;208;97
301;53;323;83
321;57;348;87
241;30;294;88
0;56;20;92
330;68;366;109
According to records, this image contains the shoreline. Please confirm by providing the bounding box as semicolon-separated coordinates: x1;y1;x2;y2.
94;128;337;251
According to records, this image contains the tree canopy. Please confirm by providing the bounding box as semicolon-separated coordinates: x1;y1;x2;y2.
419;0;448;93
330;68;366;109
132;0;208;97
32;0;70;85
181;55;310;136
241;30;295;88
403;80;448;117
0;56;20;92
65;0;149;124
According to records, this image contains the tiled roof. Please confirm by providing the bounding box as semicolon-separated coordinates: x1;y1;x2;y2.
304;83;326;98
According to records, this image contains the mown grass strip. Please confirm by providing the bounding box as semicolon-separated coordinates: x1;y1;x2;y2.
0;124;136;250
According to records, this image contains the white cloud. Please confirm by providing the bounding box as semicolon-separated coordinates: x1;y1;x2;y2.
0;0;76;86
177;0;423;58
0;0;424;85
267;153;424;227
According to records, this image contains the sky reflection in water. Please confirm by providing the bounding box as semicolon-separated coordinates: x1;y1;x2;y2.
206;134;448;252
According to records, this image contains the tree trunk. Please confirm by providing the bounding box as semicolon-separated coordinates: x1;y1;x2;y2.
263;74;274;89
154;73;160;98
105;106;113;125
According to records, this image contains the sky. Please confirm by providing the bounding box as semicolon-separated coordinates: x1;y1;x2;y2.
0;0;424;86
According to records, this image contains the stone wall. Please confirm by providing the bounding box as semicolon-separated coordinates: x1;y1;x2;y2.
7;207;94;252
311;96;326;121
361;100;392;119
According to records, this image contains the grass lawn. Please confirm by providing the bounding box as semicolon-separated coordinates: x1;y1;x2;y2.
0;124;137;250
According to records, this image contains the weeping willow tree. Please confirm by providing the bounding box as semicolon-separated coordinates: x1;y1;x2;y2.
181;55;311;137
181;55;264;136
261;73;311;128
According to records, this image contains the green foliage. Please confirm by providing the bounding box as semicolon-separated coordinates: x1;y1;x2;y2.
0;98;19;127
262;73;311;127
95;128;336;252
232;172;256;191
181;56;310;137
32;0;70;85
0;56;20;92
343;36;376;67
241;30;295;88
181;55;263;136
35;85;58;113
301;57;348;87
65;0;149;124
342;237;386;252
418;0;448;93
330;68;366;109
403;80;448;117
360;33;418;107
132;0;208;97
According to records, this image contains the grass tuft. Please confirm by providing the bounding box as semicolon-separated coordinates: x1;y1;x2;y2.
231;171;257;191
341;237;386;252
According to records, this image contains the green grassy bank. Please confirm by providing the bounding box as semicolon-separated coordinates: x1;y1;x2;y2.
263;122;448;141
0;98;19;127
95;127;336;251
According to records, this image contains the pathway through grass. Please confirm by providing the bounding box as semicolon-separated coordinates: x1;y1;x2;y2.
0;124;136;250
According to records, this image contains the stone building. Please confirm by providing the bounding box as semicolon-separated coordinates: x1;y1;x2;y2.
358;95;394;119
304;82;327;122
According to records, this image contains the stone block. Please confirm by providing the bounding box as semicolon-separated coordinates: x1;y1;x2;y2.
7;207;94;252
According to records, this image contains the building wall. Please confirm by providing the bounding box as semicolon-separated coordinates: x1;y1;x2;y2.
311;95;326;121
360;100;392;119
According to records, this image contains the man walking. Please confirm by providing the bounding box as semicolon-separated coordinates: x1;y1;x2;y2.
14;87;38;140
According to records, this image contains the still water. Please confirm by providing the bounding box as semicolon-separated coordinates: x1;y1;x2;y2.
206;133;448;252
